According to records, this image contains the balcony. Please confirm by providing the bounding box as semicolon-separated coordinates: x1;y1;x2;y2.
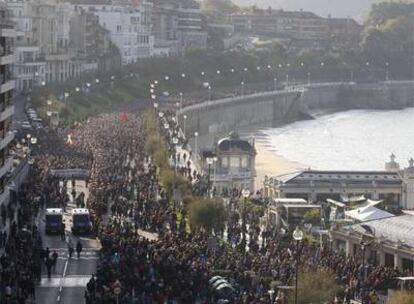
0;105;14;122
0;131;13;151
0;54;14;65
0;28;15;38
0;157;14;180
0;80;14;94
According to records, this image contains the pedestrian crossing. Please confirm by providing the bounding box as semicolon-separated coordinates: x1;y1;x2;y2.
48;248;100;260
39;275;91;288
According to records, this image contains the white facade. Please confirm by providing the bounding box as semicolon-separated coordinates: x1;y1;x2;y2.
7;0;81;91
7;0;46;92
73;2;154;65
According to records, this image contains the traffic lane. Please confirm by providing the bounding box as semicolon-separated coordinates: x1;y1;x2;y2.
66;252;99;276
36;287;60;304
60;287;88;304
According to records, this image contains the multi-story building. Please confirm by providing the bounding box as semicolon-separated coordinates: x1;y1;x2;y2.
0;3;16;232
229;8;361;51
72;0;154;65
327;16;363;51
152;0;179;56
7;0;83;91
70;7;121;72
35;0;82;83
176;0;207;54
152;0;207;55
7;0;46;92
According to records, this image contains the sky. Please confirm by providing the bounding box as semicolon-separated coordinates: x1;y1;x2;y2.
232;0;382;21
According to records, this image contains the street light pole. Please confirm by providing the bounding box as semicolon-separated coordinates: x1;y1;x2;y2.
194;132;199;158
293;226;304;304
213;156;218;194
183;115;187;137
360;240;366;304
241;189;250;251
172;137;179;208
385;62;390;81
206;157;213;196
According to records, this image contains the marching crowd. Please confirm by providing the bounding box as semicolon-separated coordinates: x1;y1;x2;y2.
0;110;412;304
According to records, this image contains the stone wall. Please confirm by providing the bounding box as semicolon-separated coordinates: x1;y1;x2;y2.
179;80;414;149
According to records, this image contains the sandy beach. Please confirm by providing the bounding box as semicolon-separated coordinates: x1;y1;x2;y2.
254;140;305;190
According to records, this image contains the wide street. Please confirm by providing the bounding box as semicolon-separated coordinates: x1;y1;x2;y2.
35;181;100;304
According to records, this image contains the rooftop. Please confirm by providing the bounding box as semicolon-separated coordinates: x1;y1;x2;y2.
342;214;414;248
217;132;254;153
273;170;403;185
345;205;394;222
231;9;322;19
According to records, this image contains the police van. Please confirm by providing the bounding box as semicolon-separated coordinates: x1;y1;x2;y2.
71;208;92;235
45;208;64;235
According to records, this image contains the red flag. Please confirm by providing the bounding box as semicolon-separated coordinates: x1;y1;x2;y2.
120;112;129;122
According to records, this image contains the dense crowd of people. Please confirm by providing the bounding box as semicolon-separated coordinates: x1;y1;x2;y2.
0;110;412;304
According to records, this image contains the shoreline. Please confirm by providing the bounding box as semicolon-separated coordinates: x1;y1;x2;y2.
254;140;305;190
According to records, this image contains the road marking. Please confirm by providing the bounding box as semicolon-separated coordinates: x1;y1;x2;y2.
40;276;91;288
56;258;69;302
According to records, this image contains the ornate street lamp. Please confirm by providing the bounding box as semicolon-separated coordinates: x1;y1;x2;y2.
194;132;199;156
241;189;250;249
293;226;304;304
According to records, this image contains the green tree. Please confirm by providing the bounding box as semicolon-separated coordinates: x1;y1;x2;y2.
188;197;227;233
202;0;238;13
289;270;337;304
389;291;414;304
303;209;321;225
361;2;414;76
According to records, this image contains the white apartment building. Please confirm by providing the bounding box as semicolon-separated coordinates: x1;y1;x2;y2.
7;0;82;92
73;1;154;65
7;0;46;92
0;3;16;231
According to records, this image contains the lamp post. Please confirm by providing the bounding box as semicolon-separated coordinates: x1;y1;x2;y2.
206;157;213;196
329;232;334;252
360;240;367;303
175;101;180;121
172;137;179;199
293;227;303;302
293;226;304;304
194;131;199;157
241;188;250;250
241;81;245;96
179;92;183;111
385;62;390;81
213;156;218;194
183;115;187;137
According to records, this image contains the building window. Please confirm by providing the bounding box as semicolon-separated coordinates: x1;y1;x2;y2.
221;157;228;168
230;157;239;169
385;253;394;268
241;156;248;168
